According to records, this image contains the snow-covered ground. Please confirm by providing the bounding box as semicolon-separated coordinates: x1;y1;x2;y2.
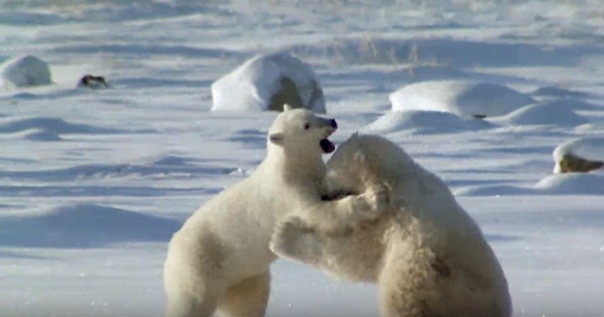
1;1;604;316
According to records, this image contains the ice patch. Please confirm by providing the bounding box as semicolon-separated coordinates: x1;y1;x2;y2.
389;80;534;118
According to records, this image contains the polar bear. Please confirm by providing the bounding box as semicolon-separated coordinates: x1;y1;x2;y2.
271;134;512;317
163;107;389;317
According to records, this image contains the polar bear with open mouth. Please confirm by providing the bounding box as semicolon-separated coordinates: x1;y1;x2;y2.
163;107;389;317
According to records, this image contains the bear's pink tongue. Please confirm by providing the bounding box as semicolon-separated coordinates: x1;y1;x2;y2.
320;139;335;153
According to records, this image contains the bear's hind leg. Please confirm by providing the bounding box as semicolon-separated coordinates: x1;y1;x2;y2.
163;283;222;317
217;271;271;317
163;236;226;317
377;243;442;317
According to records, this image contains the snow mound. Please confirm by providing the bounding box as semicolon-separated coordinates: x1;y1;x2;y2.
576;121;604;133
534;173;604;195
531;86;588;99
364;110;492;134
535;98;596;111
389;80;534;118
454;184;528;197
553;137;604;169
0;55;52;89
2;158;233;183
0;204;181;248
456;173;604;196
491;103;587;127
211;52;325;113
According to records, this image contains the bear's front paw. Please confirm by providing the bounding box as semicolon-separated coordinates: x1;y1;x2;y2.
270;218;318;261
363;184;392;216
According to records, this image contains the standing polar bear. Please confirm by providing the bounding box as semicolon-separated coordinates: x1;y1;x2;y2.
271;134;512;317
163;107;389;317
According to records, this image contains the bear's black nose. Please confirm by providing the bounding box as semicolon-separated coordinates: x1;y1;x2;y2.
330;119;338;129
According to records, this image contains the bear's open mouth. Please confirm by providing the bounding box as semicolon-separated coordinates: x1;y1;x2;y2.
320;138;335;153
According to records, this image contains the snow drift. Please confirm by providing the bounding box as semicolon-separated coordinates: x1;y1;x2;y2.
0;204;181;248
389;80;534;118
491;103;587;127
364;110;492;134
534;173;604;195
456;173;604;196
0;116;130;141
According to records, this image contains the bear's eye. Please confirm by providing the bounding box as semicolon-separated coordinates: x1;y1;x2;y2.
304;123;310;130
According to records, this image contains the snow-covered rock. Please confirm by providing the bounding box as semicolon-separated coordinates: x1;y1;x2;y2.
211;52;325;113
0;55;52;89
389;80;534;118
490;103;587;127
552;138;604;173
364;110;492;134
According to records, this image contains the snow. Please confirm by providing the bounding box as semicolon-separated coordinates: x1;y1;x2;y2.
364;110;492;134
1;0;604;316
389;80;534;118
211;52;326;112
0;116;129;141
534;173;604;195
0;204;180;248
530;86;589;99
456;173;604;196
490;103;588;127
0;55;52;89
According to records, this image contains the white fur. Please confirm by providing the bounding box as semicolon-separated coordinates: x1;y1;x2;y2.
271;134;512;317
163;110;389;317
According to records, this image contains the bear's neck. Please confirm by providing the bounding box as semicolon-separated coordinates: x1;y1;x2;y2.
264;147;326;183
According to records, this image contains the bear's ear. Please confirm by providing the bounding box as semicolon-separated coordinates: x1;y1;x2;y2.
283;104;293;112
269;133;284;145
347;132;360;145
